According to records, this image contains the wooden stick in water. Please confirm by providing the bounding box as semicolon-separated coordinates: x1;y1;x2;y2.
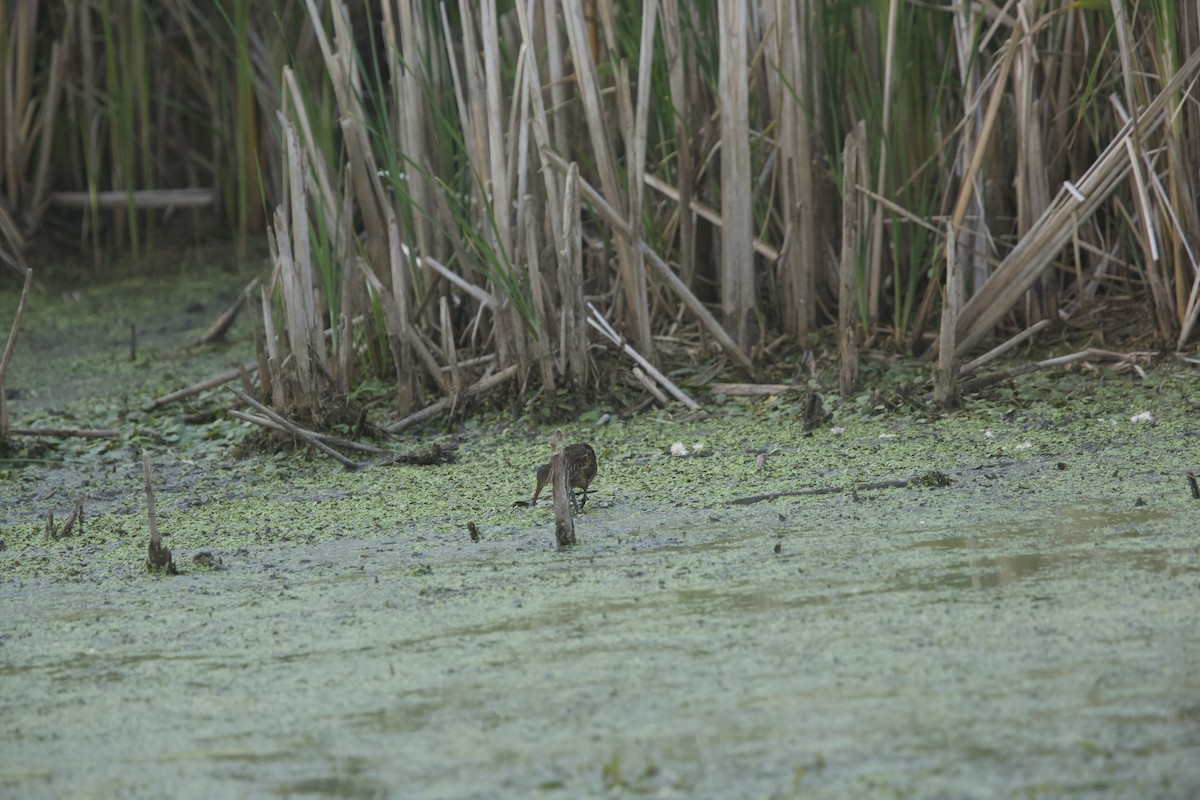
551;429;575;547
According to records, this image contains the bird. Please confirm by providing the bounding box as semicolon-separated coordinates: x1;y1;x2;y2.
530;443;597;513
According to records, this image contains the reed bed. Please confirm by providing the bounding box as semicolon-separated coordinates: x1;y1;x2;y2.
2;1;1198;423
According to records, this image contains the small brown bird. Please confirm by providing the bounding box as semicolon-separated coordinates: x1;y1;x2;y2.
530;443;597;513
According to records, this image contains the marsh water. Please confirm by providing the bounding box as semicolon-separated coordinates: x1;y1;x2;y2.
2;270;1199;798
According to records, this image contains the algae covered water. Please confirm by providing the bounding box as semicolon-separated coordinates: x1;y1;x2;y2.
2;274;1199;797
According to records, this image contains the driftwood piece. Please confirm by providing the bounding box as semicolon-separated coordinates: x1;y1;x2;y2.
142;451;176;574
550;430;576;547
57;498;84;538
732;471;952;506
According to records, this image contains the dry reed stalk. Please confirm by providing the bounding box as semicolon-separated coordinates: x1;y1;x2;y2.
838;132;860;398
587;302;700;411
386;213;418;413
960;319;1049;376
230;388;360;470
550;152;754;374
955;44;1200;356
280;69;338;226
951;3;989;295
718;1;755;349
560;163;588;388
660;0;696;290
0;267;32;438
1111;97;1174;341
865;0;900;331
632;366;669;405
382;0;435;262
481;0;513;259
523;197;556;391
142;451;175;574
439;297;464;396
47;188;214;209
144;361;259;411
766;0;817;338
934;226;959;407
643;174;780;260
561;0;652;358
360;259;450;397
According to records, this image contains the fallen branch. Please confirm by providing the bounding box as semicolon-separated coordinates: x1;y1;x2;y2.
709;383;802;396
228;388;362;470
144;361;257;410
732;471;951;505
941;348;1154;400
8;427;119;438
959;319;1050;376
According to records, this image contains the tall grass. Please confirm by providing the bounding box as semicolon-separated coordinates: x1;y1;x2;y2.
3;1;1199;420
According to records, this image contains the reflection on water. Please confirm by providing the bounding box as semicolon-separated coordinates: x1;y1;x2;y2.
895;502;1177;590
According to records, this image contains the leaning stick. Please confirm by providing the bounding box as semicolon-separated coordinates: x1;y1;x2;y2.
200;278;259;344
385;364;519;433
959;319;1050;375
228;388;361;471
227;409;391;455
143;361;258;410
586;303;700;411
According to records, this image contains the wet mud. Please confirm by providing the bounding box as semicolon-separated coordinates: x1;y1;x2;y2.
1;272;1199;798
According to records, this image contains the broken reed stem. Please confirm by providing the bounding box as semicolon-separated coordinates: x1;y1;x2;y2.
838;130;860;398
934;225;959;406
631;366;668;405
586;303;700;411
385;364;519;433
550;429;575;547
548;153;754;374
142;450;176;574
0;267;33;438
142;450;159;544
